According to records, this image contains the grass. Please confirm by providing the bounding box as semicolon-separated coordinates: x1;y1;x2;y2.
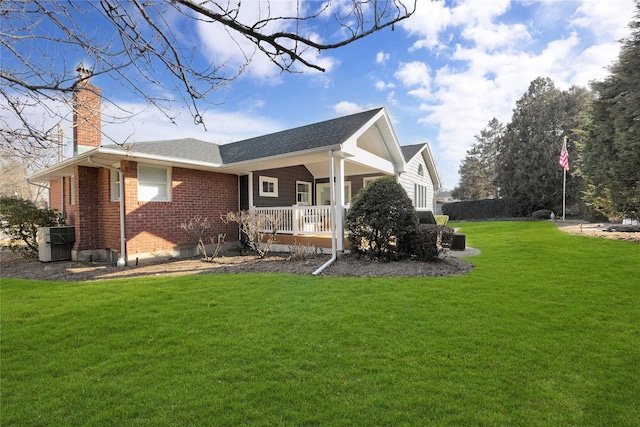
2;221;639;426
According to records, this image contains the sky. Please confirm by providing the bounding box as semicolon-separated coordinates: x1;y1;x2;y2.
11;0;636;189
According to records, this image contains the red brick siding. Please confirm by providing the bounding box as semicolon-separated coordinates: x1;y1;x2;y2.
74;166;101;251
253;166;314;207
73;81;101;151
123;163;239;256
49;179;62;212
97;167;121;252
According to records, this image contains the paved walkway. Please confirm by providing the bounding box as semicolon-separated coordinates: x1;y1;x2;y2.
449;247;481;257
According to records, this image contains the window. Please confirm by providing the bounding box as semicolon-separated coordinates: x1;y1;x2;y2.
259;176;278;197
363;176;380;188
138;164;171;202
70;176;76;205
418;164;425;177
415;183;429;209
110;169;120;202
296;181;311;205
317;182;351;206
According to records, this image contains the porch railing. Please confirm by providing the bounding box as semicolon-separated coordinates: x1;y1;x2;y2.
252;205;333;235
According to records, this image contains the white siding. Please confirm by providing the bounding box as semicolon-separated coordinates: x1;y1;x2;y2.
399;154;436;211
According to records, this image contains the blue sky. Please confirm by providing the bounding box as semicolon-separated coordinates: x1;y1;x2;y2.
21;0;636;189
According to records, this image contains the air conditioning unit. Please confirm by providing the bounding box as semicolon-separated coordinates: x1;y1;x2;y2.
38;226;76;262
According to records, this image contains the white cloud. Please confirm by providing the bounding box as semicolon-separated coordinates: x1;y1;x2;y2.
400;0;452;50
571;0;635;41
195;1;338;82
102;103;282;145
334;101;364;115
395;61;431;88
375;80;395;91
376;51;390;64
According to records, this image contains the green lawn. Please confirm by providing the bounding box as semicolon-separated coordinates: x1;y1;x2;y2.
2;221;639;426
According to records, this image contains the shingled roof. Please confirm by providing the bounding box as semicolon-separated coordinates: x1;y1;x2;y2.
400;143;426;162
102;108;384;166
219;108;383;164
104;138;223;164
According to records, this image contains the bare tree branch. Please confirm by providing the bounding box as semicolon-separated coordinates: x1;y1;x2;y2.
1;0;416;156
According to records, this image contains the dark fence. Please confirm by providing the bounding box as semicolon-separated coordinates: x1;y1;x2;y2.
442;198;526;220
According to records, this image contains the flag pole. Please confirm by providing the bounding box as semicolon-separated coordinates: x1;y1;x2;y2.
560;136;568;221
562;167;566;221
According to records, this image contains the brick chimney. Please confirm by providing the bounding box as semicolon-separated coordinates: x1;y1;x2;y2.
73;63;101;155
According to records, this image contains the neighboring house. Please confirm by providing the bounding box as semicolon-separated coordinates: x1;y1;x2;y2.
436;191;455;215
28;73;441;264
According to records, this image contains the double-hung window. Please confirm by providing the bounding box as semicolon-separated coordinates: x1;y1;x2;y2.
138;164;171;202
110;169;121;202
259;176;278;197
296;181;311;205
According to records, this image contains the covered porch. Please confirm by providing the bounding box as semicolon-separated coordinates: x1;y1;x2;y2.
252;205;350;251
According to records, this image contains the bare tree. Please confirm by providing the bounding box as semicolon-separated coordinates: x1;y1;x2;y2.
1;0;415;156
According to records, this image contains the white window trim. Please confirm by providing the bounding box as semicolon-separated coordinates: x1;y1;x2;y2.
415;183;429;209
110;169;121;202
70;175;76;205
296;180;312;205
316;181;351;205
363;176;380;188
138;164;171;202
259;176;278;197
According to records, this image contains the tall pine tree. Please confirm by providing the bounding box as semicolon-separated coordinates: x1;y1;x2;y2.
453;118;503;200
582;1;640;220
496;77;590;214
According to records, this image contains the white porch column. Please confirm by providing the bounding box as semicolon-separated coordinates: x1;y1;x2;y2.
335;155;345;251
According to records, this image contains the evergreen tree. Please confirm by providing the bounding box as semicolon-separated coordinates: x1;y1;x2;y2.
496;77;591;214
582;1;640;220
453;118;503;200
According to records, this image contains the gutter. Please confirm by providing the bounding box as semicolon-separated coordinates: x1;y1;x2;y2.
88;156;126;267
313;149;338;276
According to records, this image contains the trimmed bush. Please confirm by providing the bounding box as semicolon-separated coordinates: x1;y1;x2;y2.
531;209;553;220
346;176;417;260
408;224;454;261
0;196;61;257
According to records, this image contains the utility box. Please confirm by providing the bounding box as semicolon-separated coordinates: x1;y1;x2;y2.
38;226;75;262
451;233;466;251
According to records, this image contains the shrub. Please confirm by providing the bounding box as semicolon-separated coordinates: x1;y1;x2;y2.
0;196;62;257
180;216;225;262
408;224;454;261
222;210;280;259
346;176;417;260
531;209;553;220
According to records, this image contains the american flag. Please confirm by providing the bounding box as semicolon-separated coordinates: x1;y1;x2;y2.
559;139;569;171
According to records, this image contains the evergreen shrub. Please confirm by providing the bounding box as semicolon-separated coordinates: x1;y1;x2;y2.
346;176;417;260
408;224;454;261
0;196;61;257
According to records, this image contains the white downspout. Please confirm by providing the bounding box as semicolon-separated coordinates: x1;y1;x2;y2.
88;157;126;267
313;150;338;276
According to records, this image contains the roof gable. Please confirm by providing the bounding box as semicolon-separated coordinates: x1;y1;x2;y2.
400;144;424;162
401;143;441;189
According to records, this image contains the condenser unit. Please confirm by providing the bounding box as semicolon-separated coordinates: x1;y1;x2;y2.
38;226;75;262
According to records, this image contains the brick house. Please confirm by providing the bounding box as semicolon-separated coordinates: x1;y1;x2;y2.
29;74;441;265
